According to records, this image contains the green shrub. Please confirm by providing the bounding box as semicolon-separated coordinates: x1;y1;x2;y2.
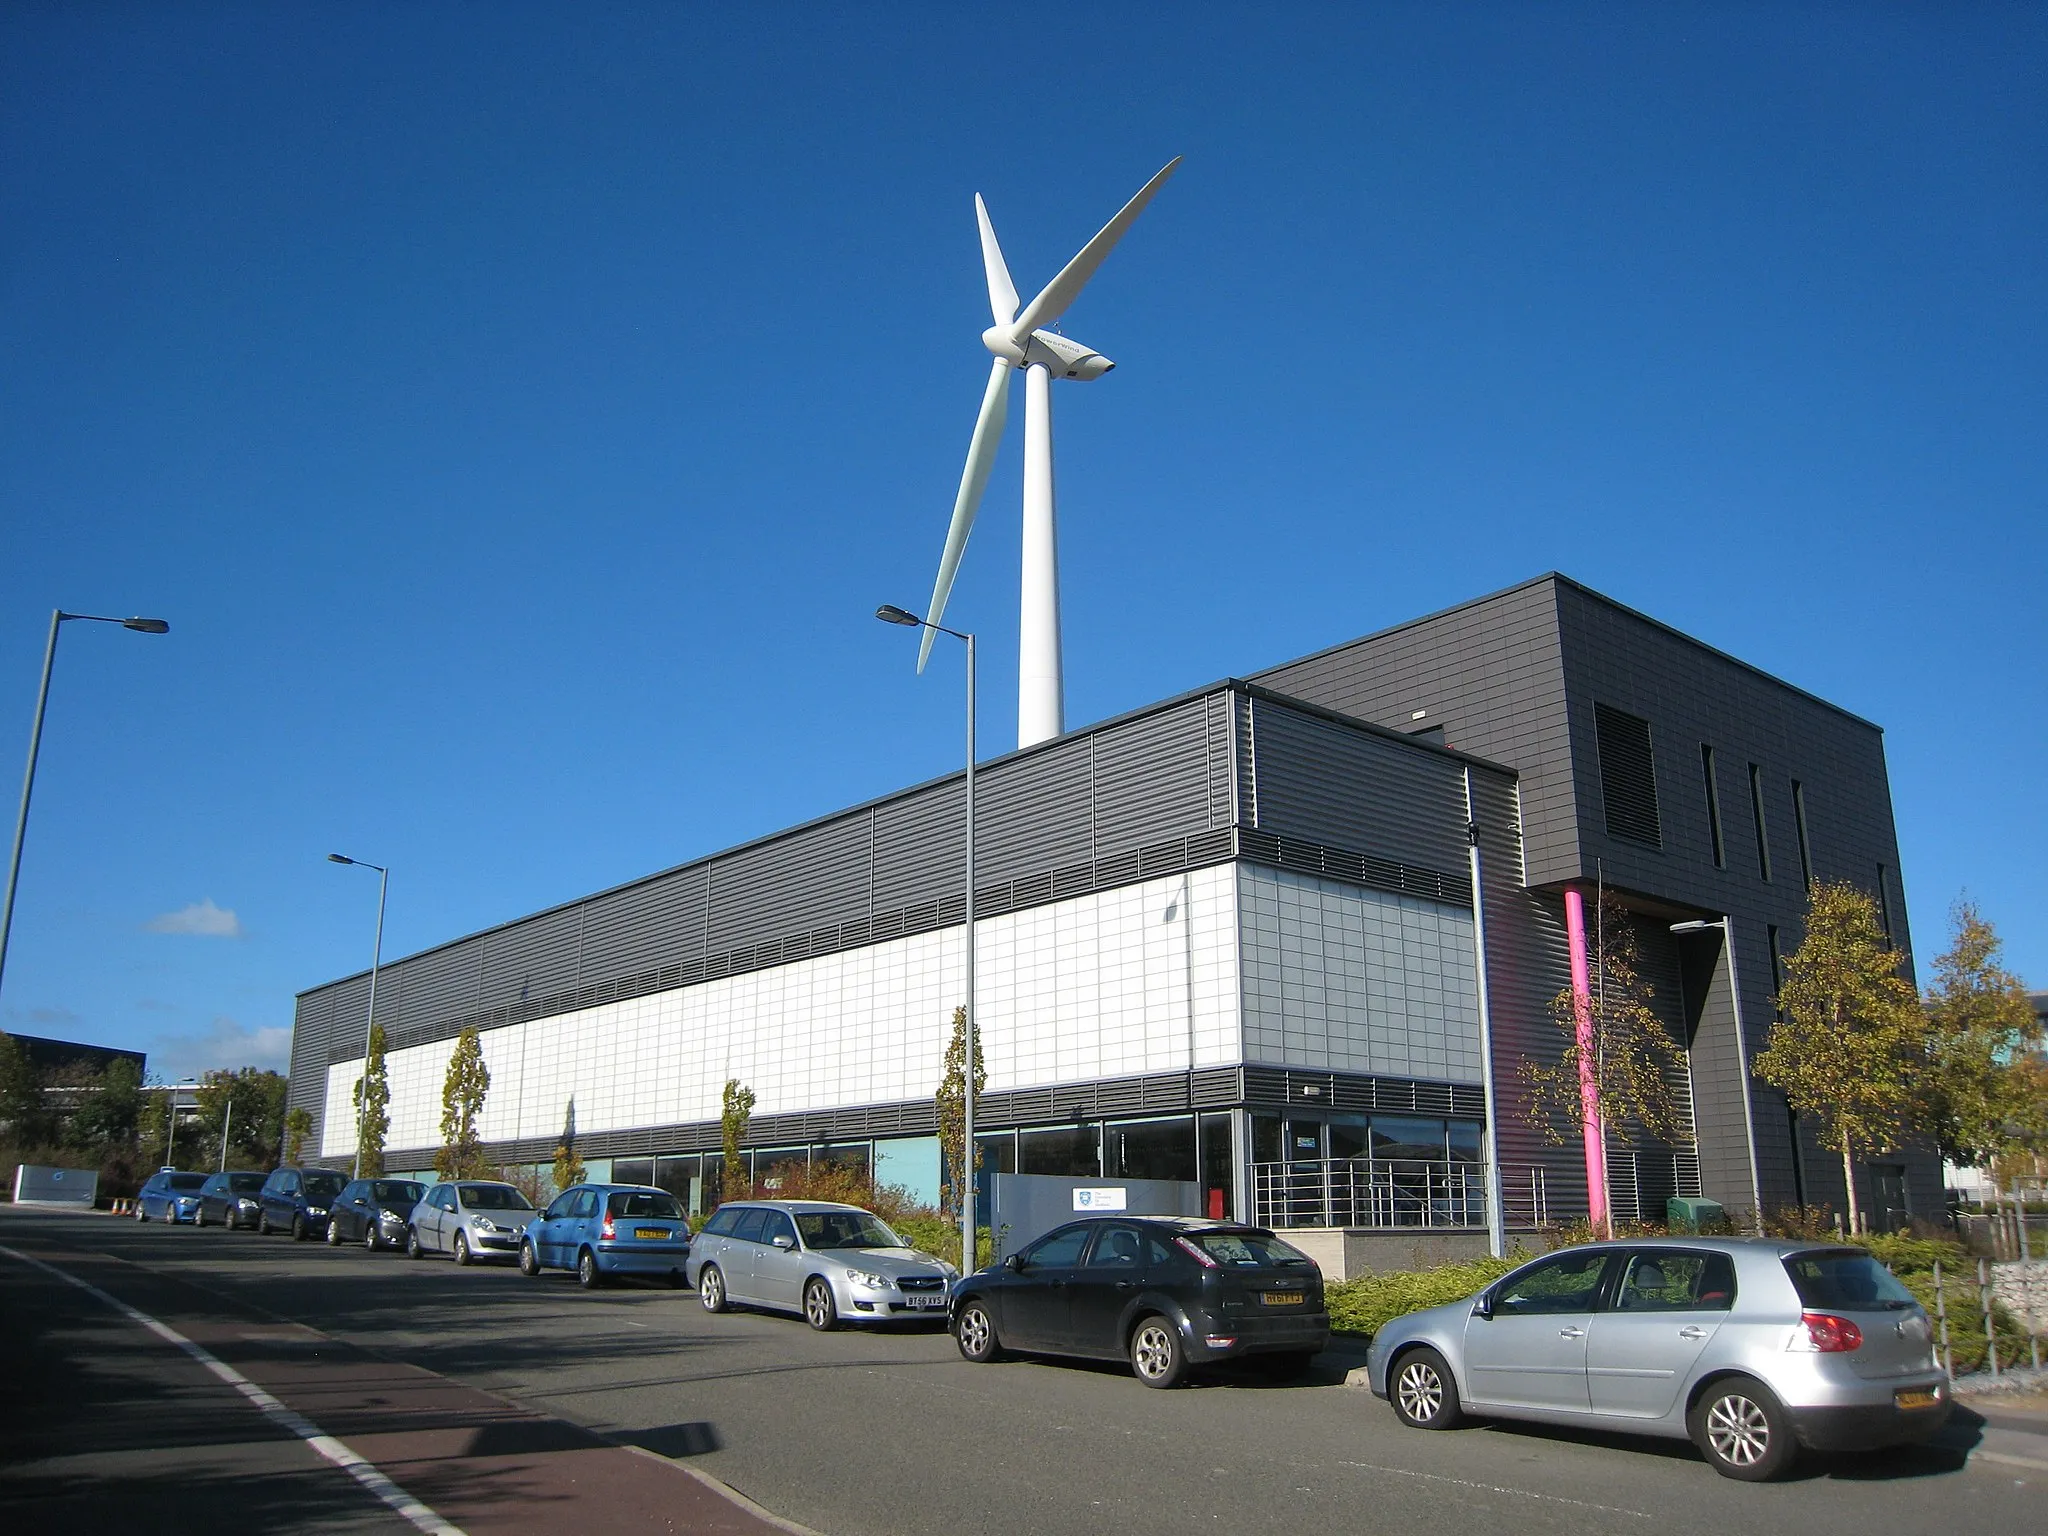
1847;1232;1971;1276
1325;1253;1526;1339
890;1213;993;1270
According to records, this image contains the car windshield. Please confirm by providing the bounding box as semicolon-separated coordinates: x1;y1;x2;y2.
608;1191;683;1219
168;1174;206;1191
1185;1230;1311;1267
1783;1250;1918;1311
228;1174;266;1192
796;1211;904;1250
302;1173;347;1200
459;1184;534;1211
373;1180;425;1205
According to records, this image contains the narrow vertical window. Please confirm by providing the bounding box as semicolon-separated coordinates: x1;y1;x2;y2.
1766;925;1785;1016
1701;745;1725;868
1748;763;1771;882
1791;780;1813;890
1875;864;1892;940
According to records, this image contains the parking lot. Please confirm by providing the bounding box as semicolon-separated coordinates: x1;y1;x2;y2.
3;1206;2043;1536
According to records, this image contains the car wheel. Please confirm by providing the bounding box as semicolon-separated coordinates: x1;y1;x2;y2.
699;1264;728;1313
1689;1377;1798;1481
134;1204;147;1222
1129;1316;1189;1389
290;1214;307;1242
326;1217;341;1246
1390;1346;1465;1430
804;1278;839;1332
955;1300;1002;1363
453;1232;472;1267
518;1240;541;1276
194;1206;206;1228
164;1206;177;1224
257;1211;271;1234
407;1227;424;1260
577;1249;603;1290
365;1224;382;1253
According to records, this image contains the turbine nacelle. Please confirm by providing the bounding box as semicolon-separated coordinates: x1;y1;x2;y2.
982;325;1115;381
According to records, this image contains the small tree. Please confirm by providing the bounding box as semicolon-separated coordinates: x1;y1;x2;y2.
551;1096;585;1193
0;1031;54;1146
934;1005;986;1218
436;1025;492;1180
354;1021;391;1178
719;1079;755;1203
1921;901;2038;1170
66;1056;143;1157
192;1068;287;1169
1755;880;1924;1234
1520;895;1693;1174
281;1106;313;1166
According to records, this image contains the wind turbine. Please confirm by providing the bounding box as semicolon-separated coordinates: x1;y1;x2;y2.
917;157;1181;749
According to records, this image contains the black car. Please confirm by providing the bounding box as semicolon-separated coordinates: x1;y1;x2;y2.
195;1170;269;1229
950;1216;1330;1388
256;1166;349;1239
327;1178;428;1251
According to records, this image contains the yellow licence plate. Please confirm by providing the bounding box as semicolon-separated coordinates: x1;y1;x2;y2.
1895;1389;1940;1411
634;1228;670;1240
1261;1292;1305;1306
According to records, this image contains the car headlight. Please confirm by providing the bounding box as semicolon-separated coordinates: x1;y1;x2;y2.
380;1210;404;1225
307;1207;328;1218
237;1198;258;1210
845;1268;890;1290
473;1217;501;1233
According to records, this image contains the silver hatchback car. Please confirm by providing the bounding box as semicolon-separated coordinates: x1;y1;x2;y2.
688;1200;958;1330
1366;1237;1950;1480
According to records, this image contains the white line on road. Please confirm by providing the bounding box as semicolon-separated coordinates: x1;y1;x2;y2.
0;1242;466;1536
1339;1459;1653;1518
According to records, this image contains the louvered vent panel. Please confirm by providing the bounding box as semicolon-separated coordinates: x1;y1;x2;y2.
1594;702;1662;847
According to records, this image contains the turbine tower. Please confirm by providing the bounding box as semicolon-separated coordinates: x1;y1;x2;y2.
918;158;1181;749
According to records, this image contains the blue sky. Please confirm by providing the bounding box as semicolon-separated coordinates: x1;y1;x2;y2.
2;4;2042;1081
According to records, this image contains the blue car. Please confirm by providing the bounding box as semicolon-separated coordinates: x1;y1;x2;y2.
136;1169;207;1223
519;1183;691;1289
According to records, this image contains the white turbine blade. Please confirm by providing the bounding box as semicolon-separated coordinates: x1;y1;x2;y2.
1009;156;1181;341
976;194;1018;325
919;357;1012;673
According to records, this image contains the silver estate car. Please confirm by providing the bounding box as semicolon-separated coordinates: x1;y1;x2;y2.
688;1200;958;1330
1366;1238;1950;1481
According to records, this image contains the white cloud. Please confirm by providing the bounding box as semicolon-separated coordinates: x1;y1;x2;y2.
144;899;244;939
150;1016;291;1081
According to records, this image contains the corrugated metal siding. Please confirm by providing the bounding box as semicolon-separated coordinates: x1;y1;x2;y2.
577;868;709;980
1204;691;1233;828
1248;697;1471;872
481;906;583;1013
706;816;871;951
1092;697;1215;850
974;735;1094;882
392;938;484;1035
870;780;965;912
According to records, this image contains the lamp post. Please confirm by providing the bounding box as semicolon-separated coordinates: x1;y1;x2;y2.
329;853;389;1180
876;603;978;1272
0;610;171;1002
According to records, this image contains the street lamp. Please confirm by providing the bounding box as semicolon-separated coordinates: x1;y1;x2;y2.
876;603;979;1272
0;610;171;1001
329;853;389;1180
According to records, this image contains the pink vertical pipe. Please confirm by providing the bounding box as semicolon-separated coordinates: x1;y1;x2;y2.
1563;886;1609;1232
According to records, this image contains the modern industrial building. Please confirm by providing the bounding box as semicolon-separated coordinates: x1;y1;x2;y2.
288;574;1936;1241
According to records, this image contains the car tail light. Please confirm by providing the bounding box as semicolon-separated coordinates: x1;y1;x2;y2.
600;1210;616;1241
1792;1312;1864;1352
1174;1236;1218;1268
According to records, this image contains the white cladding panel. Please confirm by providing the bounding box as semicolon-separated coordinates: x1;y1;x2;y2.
1239;865;1483;1084
323;866;1242;1158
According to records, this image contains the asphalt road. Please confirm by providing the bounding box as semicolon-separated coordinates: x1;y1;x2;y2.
4;1207;2042;1536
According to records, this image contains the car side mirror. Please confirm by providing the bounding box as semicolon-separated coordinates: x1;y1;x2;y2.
1003;1253;1026;1272
772;1234;795;1250
1473;1290;1494;1320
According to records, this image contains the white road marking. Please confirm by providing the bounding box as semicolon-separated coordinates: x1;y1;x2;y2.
1338;1459;1653;1518
0;1243;466;1536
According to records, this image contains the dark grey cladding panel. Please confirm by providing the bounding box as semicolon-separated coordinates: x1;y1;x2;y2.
286;988;338;1136
707;815;872;951
578;867;709;979
481;905;584;1011
392;937;484;1033
1248;699;1470;871
1092;696;1217;848
973;736;1093;883
1205;691;1234;827
871;777;964;912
